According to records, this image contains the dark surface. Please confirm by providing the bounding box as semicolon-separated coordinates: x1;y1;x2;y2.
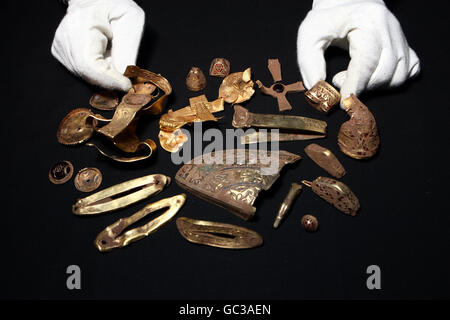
2;1;449;299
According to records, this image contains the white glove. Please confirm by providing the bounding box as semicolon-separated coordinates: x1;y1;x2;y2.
297;0;420;107
51;0;145;91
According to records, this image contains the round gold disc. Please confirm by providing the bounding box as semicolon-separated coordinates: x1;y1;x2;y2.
57;108;96;145
89;91;119;111
48;160;74;185
74;167;102;192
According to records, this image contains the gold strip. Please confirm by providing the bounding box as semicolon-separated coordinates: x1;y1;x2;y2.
240;131;326;144
72;174;170;215
232;105;327;134
86;139;156;163
176;217;263;249
95;194;186;252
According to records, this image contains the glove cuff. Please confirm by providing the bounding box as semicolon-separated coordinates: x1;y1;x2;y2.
312;0;385;10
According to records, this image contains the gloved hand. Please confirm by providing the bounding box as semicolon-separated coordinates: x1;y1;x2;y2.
297;0;420;107
51;0;145;91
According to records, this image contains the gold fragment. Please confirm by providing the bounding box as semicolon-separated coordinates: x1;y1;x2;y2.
218;68;255;104
89;91;119;111
186;67;207;92
338;94;380;159
158;95;224;152
132;82;157;96
72;174;170;215
302;177;359;216
175;149;301;220
209;58;230;77
240;131;325;144
74;167;102;192
158;129;189;153
256;59;305;112
274;183;302;228
48;160;74;185
305;80;341;114
95;194;186;252
57;108;96;145
301;214;319;232
304;143;346;178
176;217;263;249
232;105;327;135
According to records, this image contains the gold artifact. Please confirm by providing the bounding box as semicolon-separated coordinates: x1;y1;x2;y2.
49;160;73;185
218;68;255;104
304;143;346;178
74;167;102;192
72;174;170;215
301;214;319;232
176;217;263;249
256;59;305;112
57;66;172;162
89;91;119;111
57;108;97;145
186;67;207;92
175;149;301;220
274;183;302;228
240;131;325;144
338;94;380;159
95;194;186;252
305;80;340;114
209;58;230;77
158;129;189;153
158;95;224;152
232;105;327;135
302;177;360;216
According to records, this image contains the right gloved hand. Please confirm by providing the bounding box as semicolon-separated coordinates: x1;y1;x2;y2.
297;0;420;106
51;0;145;91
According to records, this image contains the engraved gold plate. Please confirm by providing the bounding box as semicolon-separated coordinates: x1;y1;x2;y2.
304;143;346;178
72;174;170;215
175;149;301;220
232;105;327;135
338;94;380;160
95;194;186;252
302;177;360;216
218;68;255;104
305;80;341;114
176;217;263;249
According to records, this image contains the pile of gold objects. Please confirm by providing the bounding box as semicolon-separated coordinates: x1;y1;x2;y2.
57;66;172;162
51;55;383;251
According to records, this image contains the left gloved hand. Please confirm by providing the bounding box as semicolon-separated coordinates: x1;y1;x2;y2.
51;0;145;91
297;0;421;107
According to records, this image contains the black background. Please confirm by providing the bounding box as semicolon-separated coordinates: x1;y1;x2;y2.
2;0;449;300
